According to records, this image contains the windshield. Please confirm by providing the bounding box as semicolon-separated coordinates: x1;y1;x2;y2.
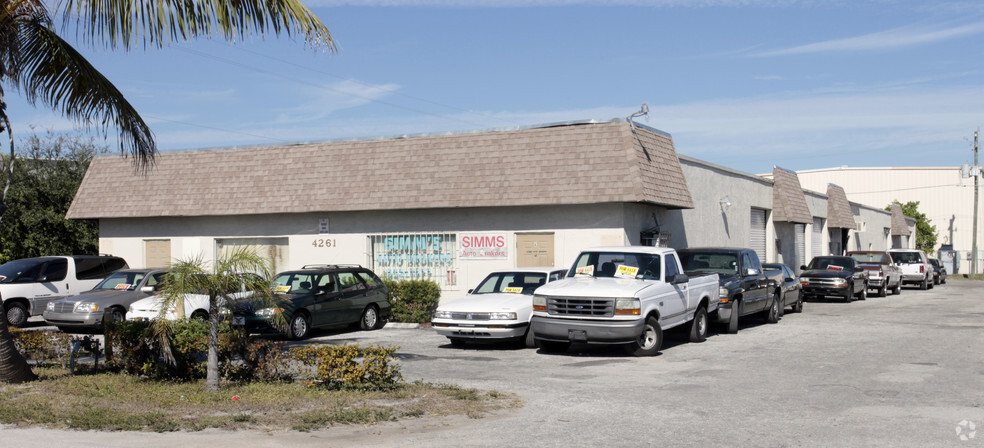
0;259;43;283
808;257;852;271
95;271;147;290
850;252;889;263
568;252;661;280
473;272;548;295
272;272;317;294
679;253;738;276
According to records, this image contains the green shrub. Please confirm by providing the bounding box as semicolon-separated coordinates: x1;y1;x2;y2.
290;343;402;391
10;329;72;367
104;320;290;382
386;279;441;323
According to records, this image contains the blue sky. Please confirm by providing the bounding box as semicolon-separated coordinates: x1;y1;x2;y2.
9;0;984;174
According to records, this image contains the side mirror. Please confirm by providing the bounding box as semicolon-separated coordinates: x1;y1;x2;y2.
671;273;689;284
140;286;154;293
800;265;808;271
468;288;474;294
746;268;761;276
785;277;794;282
854;266;864;272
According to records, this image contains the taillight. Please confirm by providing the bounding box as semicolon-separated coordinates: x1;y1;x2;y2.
919;266;924;273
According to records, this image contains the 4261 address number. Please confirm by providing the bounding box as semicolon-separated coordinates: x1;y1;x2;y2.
311;238;337;248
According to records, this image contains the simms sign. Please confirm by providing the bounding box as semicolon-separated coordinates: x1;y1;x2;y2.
459;232;508;259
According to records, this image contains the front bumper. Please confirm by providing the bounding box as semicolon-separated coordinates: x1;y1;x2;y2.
710;301;733;323
801;284;849;298
42;310;104;328
431;319;528;340
531;315;643;344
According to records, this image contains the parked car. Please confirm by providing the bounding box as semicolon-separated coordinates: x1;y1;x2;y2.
0;255;128;327
43;268;168;332
928;258;947;285
677;247;783;334
432;267;567;348
847;250;903;297
127;272;262;322
762;263;803;314
799;256;868;303
230;264;390;340
531;246;719;356
887;249;934;290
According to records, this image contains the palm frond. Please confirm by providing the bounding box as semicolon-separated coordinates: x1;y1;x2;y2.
13;17;155;167
62;0;335;51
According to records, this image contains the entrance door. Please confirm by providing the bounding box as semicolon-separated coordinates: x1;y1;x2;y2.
516;233;554;267
145;239;172;268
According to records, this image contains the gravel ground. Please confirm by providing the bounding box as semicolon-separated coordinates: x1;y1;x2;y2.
3;278;983;447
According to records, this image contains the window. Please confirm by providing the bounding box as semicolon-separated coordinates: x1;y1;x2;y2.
664;255;679;279
40;259;68;282
338;272;365;292
355;271;384;290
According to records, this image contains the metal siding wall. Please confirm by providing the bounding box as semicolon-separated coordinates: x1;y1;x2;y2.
750;209;767;261
813;218;824;258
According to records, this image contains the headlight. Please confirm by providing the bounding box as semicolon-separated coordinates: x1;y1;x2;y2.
46;302;55;311
74;303;98;313
255;307;283;316
489;312;517;320
719;286;729;299
433;310;452;319
614;298;640;315
532;295;546;311
832;278;847;286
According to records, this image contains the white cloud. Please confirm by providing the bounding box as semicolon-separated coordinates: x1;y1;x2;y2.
753;21;984;57
268;79;402;125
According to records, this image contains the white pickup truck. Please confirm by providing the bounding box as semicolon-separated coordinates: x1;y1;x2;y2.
530;246;719;356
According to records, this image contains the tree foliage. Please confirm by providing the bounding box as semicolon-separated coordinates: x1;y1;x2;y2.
887;200;937;254
0;132;101;263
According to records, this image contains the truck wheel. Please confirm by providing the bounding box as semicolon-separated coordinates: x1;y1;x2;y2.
688;306;708;343
626;315;662;357
856;284;867;300
877;284;887;297
919;277;928;290
536;339;570;353
791;296;804;313
892;281;902;295
523;327;536;348
726;301;740;334
4;302;28;328
765;294;780;324
844;286;854;303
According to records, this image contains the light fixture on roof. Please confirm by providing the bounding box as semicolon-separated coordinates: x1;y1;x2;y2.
627;103;649;129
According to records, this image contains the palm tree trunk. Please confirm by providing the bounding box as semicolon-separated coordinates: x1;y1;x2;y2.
205;294;220;391
0;98;36;383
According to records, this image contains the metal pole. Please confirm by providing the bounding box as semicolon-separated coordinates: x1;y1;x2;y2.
973;130;979;276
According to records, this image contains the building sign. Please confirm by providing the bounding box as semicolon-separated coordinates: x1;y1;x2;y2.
368;233;457;286
459;232;508;259
319;218;330;234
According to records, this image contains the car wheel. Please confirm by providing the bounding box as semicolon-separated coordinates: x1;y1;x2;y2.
287;312;311;340
726;300;740;334
5;302;28;327
536;339;570;353
942;275;946;284
449;338;467;348
792;296;804;313
877;284;887;297
625;315;662;357
190;310;209;321
359;306;379;331
856;284;867;300
920;277;928;290
765;294;780;324
688;306;708;343
103;307;126;326
523;327;537;348
893;281;902;295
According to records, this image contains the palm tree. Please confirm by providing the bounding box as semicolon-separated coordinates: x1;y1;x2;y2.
154;247;281;391
0;0;333;383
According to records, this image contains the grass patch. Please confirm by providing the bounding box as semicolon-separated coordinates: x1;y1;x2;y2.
0;367;521;432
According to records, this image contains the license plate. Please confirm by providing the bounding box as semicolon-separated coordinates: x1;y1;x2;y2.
232;316;245;326
568;329;587;342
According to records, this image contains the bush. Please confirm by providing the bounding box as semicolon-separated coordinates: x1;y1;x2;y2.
386;279;441;323
10;328;72;367
104;320;290;382
291;343;402;391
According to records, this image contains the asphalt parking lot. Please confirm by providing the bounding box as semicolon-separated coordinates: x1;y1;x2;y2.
5;279;984;447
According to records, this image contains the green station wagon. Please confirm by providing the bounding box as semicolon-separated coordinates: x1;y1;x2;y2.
232;264;390;339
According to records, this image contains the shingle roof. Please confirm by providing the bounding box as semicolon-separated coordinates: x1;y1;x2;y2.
67;121;694;219
890;203;911;236
826;184;857;229
771;166;813;224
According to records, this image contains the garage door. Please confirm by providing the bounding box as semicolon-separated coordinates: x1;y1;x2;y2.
812;218;824;258
795;223;806;268
145;239;171;268
215;238;289;274
750;209;767;262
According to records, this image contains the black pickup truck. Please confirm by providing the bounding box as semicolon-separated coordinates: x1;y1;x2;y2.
799;255;868;303
677;247;783;334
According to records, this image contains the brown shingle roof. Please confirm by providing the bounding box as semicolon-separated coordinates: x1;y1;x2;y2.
826;184;857;229
67;121;694;219
890;203;911;236
771;166;812;224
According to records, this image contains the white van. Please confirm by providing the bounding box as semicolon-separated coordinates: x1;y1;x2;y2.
0;255;128;327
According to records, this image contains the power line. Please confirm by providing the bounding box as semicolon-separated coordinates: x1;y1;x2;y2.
845;183;967;195
142;113;294;144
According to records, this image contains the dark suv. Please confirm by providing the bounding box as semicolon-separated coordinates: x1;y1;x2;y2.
232;264;391;339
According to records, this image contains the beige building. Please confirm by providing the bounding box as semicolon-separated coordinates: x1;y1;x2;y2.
793;166;978;274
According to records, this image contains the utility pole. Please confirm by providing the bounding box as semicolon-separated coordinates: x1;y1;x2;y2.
973;130;979;276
